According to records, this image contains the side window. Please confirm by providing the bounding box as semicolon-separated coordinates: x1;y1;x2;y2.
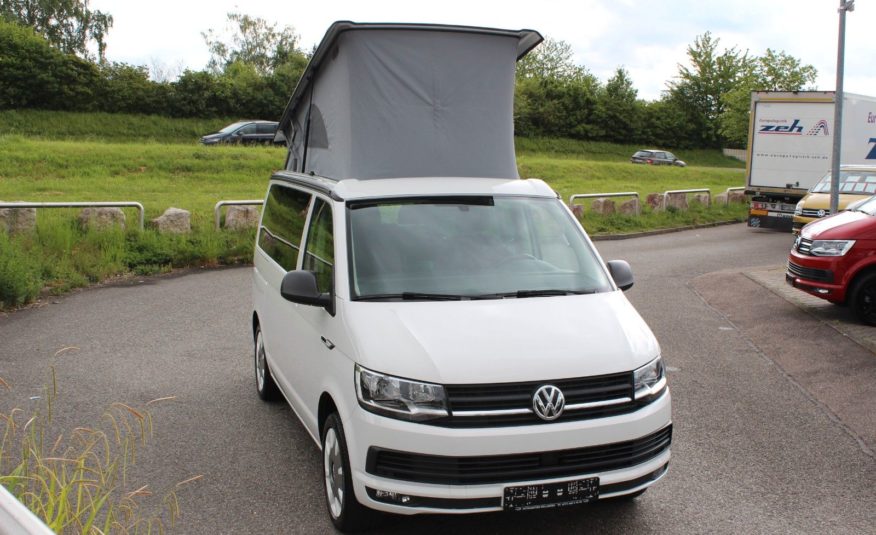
258;185;312;270
237;124;257;135
256;123;276;135
302;199;334;294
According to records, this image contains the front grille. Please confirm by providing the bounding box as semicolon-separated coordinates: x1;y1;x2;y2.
787;260;833;283
796;237;813;255
800;209;827;218
367;425;672;485
427;372;637;428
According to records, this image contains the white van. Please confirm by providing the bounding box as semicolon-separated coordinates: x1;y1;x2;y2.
251;22;671;532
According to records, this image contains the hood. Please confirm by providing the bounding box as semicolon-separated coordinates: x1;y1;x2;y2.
802;210;876;240
800;192;869;211
200;133;224;142
343;292;659;385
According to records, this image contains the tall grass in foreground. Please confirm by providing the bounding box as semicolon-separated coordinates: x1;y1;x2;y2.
0;371;200;533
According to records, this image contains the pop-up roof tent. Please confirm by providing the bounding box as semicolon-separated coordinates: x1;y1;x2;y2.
277;21;542;181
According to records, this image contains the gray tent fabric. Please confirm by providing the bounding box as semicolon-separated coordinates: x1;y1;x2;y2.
279;22;542;181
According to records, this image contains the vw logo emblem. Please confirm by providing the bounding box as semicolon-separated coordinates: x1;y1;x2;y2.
533;385;565;421
817;209;826;218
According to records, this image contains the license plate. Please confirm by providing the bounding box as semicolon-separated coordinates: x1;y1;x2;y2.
503;477;599;511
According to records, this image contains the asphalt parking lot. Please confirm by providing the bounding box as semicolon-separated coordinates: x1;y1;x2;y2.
0;223;873;533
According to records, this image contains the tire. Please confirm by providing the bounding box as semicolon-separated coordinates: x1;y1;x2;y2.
322;413;379;532
851;272;876;326
254;327;280;401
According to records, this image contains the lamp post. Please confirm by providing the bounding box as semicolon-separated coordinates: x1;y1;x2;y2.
830;0;854;215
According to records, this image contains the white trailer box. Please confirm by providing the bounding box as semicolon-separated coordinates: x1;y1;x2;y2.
746;91;876;230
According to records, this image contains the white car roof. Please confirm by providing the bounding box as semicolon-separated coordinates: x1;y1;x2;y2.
270;172;558;202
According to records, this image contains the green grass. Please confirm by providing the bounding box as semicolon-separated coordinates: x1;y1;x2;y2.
0;110;235;144
0;136;281;224
516;137;745;168
0;115;749;309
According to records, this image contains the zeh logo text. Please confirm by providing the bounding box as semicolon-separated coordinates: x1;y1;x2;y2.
867;138;876;160
759;119;829;136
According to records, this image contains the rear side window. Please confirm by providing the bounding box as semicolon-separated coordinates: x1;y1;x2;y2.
258;185;312;270
256;123;276;134
302;199;334;293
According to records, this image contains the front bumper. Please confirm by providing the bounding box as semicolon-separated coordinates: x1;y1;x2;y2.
346;389;672;514
786;253;847;303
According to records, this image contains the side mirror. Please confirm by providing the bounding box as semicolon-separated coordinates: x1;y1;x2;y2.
280;270;334;314
606;260;634;291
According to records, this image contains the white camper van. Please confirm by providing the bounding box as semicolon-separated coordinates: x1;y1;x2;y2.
252;22;671;531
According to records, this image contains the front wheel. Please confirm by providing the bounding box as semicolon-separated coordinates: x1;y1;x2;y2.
851;272;876;325
322;413;379;532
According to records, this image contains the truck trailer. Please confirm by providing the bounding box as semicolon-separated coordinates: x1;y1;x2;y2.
745;90;876;231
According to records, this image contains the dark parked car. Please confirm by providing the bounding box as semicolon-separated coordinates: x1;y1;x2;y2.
630;149;686;167
787;194;876;325
200;120;281;145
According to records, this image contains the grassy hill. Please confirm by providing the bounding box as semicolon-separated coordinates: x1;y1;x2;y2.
0;110;748;308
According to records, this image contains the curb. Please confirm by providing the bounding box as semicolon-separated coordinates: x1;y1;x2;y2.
590;219;744;241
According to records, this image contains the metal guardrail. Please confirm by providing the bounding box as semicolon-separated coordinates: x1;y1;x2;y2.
0;201;145;230
0;485;55;535
723;187;746;205
662;188;711;210
569;192;641;216
214;200;264;230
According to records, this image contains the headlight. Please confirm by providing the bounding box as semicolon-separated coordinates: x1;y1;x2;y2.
634;356;667;401
794;200;804;216
355;365;448;421
810;240;855;256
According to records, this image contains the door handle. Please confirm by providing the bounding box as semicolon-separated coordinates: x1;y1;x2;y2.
321;336;335;350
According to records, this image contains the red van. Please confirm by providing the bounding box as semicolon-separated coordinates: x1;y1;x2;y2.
787;195;876;325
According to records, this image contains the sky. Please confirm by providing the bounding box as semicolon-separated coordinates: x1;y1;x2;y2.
89;0;873;101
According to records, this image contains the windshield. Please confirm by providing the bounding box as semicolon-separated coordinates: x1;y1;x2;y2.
810;170;876;194
218;121;249;134
849;195;876;216
348;196;613;300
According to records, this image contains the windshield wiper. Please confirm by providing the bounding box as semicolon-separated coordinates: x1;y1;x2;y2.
515;289;598;298
401;292;465;301
477;289;599;299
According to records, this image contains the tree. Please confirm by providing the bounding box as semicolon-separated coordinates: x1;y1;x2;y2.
719;49;817;147
666;32;748;147
516;37;588;82
0;0;112;61
594;67;642;143
202;12;305;76
514;37;602;139
0;19;100;110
